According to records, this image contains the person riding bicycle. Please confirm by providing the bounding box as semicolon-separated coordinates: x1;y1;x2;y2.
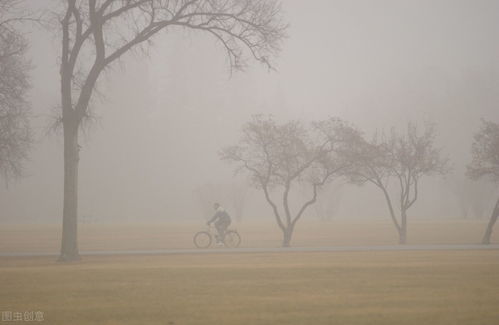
207;203;232;245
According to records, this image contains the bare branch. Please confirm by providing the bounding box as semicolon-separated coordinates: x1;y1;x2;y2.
0;0;33;183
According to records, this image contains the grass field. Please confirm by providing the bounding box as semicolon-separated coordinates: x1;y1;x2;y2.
1;251;499;325
1;219;497;253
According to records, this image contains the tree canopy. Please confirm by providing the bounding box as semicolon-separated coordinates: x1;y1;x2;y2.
0;0;32;183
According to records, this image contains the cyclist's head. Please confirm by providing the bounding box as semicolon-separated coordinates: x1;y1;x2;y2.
213;202;220;210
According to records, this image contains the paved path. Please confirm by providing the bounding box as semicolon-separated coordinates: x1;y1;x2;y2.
1;244;498;257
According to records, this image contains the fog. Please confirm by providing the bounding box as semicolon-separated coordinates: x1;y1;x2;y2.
1;0;499;224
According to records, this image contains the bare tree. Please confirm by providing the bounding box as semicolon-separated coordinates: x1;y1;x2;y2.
349;123;448;244
56;0;287;261
467;120;499;244
221;115;359;247
0;0;32;184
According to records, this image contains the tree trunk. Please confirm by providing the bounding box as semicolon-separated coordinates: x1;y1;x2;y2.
378;185;403;244
399;210;407;245
482;197;499;245
282;225;294;247
58;121;80;261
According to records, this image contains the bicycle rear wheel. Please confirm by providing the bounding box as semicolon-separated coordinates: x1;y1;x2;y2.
223;230;241;248
193;231;212;248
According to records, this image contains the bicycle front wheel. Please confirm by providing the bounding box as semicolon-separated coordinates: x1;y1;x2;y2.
193;231;212;248
224;230;241;248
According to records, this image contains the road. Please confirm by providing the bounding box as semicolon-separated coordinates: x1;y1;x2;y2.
1;244;498;257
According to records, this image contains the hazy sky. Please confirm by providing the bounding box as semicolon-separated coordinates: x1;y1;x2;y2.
1;0;499;224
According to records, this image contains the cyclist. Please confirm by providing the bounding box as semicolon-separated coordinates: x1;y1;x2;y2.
207;203;232;245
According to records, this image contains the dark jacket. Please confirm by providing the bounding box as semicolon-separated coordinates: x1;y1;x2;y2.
208;208;231;225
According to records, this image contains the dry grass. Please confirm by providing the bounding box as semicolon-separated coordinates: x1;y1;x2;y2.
0;219;497;253
1;251;498;325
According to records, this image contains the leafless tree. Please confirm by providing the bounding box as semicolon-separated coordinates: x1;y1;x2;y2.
0;0;32;184
56;0;287;261
467;120;499;244
349;123;448;244
221;115;359;247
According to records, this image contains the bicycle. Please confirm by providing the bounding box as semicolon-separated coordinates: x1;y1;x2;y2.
193;225;241;248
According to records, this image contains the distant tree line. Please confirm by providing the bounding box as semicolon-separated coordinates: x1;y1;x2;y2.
222;116;499;247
